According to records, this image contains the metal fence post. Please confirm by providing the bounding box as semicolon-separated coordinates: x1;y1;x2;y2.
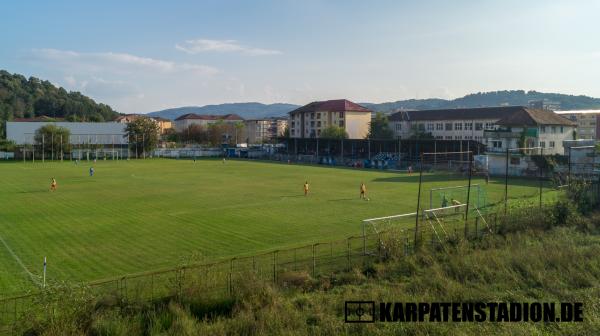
273;251;277;285
229;259;234;295
312;244;316;276
347;238;351;270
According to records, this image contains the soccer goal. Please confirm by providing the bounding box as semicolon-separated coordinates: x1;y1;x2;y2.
361;212;416;255
429;184;485;211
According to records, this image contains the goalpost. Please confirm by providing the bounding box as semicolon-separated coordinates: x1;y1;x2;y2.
429;184;484;211
361;212;416;255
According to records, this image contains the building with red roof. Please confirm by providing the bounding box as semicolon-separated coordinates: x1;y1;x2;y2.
173;113;244;131
289;99;372;139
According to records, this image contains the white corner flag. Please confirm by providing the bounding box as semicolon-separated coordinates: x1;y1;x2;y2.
43;257;47;288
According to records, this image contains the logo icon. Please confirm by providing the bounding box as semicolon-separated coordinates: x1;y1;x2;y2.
345;301;375;323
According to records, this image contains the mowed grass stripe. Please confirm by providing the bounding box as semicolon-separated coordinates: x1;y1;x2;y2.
0;159;552;293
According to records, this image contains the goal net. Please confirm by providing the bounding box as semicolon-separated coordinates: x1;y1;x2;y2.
429;184;486;211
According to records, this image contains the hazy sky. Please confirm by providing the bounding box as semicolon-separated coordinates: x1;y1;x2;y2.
2;0;599;113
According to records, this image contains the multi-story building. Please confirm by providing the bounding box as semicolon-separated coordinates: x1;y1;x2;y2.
388;106;519;141
244;118;288;144
483;107;575;155
150;117;173;134
528;100;561;111
114;114;144;123
555;110;600;140
173;114;244;132
288;99;371;139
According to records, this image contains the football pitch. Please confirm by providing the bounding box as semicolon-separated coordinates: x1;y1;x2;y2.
0;158;557;294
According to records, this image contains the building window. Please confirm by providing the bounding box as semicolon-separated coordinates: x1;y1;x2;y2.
492;140;503;148
560;126;564;133
317;113;321;119
311;113;315;119
485;122;494;130
445;136;452;140
475;123;483;131
445;123;453;131
510;157;520;165
427;123;434;131
418;123;425;131
549;141;555;148
291;121;295;127
540;141;546;148
436;135;443;139
454;123;463;131
436;123;443;130
465;122;473;131
395;123;401;131
317;129;321;136
455;136;462;140
317;121;321;127
540;125;546;133
291;130;295;136
551;126;556;133
339;112;344;118
310;121;315;127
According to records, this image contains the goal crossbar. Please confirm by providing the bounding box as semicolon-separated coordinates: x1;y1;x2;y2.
362;212;417;223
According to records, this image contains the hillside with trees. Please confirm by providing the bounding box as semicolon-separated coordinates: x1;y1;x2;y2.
0;70;119;137
363;90;600;113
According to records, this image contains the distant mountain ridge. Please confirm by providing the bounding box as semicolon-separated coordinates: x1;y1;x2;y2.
363;90;600;113
146;103;299;120
145;90;600;120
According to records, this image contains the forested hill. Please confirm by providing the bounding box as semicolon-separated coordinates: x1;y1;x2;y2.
0;70;119;137
363;90;600;112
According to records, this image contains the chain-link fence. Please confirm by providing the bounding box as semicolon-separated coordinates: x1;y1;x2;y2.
0;210;507;333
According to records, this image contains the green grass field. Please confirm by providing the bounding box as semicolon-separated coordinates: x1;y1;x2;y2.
0;158;556;294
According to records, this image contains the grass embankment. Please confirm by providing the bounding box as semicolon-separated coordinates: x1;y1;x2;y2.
19;201;600;335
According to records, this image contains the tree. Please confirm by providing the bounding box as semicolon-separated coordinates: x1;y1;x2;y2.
34;124;71;159
179;124;208;144
233;121;245;144
409;125;434;139
125;117;160;157
320;125;348;139
367;112;394;139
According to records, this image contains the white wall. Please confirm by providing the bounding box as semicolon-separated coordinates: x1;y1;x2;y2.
6;122;128;145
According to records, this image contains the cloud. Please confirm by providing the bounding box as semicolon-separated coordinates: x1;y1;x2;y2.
175;39;282;56
31;48;219;75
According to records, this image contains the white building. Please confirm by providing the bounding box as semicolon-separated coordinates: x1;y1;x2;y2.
6;121;128;145
555;110;600;140
388;106;521;141
173;114;244;132
483;107;576;155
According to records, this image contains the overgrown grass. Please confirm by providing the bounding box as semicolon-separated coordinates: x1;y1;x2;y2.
16;201;600;335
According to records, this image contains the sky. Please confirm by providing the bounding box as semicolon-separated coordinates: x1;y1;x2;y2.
1;0;599;113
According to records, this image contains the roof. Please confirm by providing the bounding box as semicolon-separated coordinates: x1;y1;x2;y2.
556;110;600;115
495;108;576;126
12;116;65;122
289;99;371;114
151;117;172;122
388;106;576;126
174;113;244;121
388;106;524;122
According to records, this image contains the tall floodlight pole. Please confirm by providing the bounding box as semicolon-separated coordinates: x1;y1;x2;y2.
42;134;45;163
60;134;63;162
142;133;145;159
51;133;54;161
414;152;424;248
